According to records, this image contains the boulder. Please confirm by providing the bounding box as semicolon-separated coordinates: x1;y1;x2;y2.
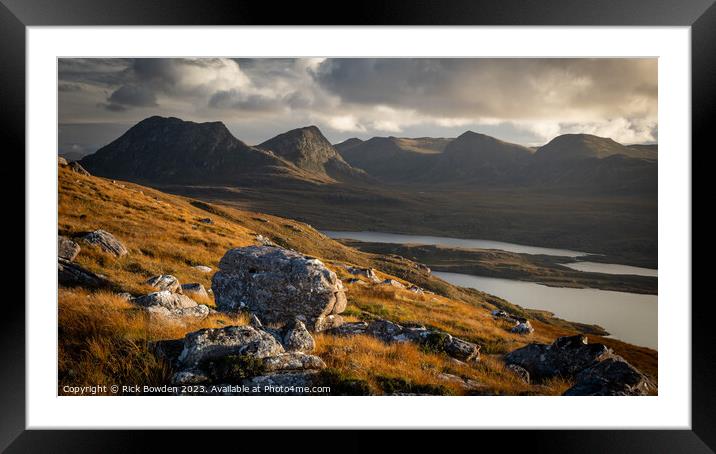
80;229;128;257
328;319;480;362
177;325;285;368
282;320;316;352
240;371;321;395
261;352;325;372
212;246;347;331
181;283;209;298
506;364;530;383
192;265;213;273
564;357;654;396
511;321;534;335
505;334;617;384
381;279;405;289
69;161;90;176
58;236;80;261
145;304;211;322
58;257;108;288
133;290;197;310
197;218;213;224
146;275;182;293
344;266;381;283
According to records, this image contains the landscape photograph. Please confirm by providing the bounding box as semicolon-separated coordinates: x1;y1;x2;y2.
57;57;657;396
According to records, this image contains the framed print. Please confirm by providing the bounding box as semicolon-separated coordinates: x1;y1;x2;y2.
4;0;712;450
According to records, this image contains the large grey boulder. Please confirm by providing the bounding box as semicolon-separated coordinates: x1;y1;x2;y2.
80;229;128;257
177;325;285;368
145;304;211;321
505;335;611;380
511;321;534;335
212;246;347;331
146;275;182;293
564;357;654;396
58;257;107;288
58;236;80;261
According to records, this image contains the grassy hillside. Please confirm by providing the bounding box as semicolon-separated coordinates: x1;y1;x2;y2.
58;166;657;395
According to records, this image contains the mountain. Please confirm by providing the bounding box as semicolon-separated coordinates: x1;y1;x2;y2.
535;134;657;162
258;126;370;183
80;116;328;186
430;131;533;182
336;136;451;182
528;134;657;194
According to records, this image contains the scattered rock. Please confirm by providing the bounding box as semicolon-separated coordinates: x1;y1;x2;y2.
328;319;480;362
253;217;270;223
177;325;285;368
344;266;381;283
506;364;530;383
192;265;213;273
437;373;483;391
282;320;316;352
181;283;209;298
505;335;610;380
249;313;263;328
240;371;321;395
381;279;405;289
254;234;274;246
197;218;213;224
145;304;211;321
58;156;68;166
504;334;652;395
564;357;654;396
80;229;128;257
415;263;432;274
117;292;133;300
69;161;90;176
511;321;534;335
58;257;108;288
146;274;182;293
133;290;198;310
261;352;325;372
407;285;424;294
58;236;80;261
212;246;347;331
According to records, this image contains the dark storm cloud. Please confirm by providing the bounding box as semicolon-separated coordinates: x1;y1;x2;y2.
105;84;158;110
58;57;658;147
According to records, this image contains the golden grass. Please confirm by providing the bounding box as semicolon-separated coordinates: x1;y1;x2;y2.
58;287;247;394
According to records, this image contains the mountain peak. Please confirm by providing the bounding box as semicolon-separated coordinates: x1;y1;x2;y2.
536;134;655;161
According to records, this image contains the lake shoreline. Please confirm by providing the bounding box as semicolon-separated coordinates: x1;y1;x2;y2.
337;238;658;295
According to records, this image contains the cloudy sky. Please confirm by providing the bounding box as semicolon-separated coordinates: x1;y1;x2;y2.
58;58;657;156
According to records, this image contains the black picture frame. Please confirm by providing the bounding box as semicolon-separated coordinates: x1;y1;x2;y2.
3;0;711;451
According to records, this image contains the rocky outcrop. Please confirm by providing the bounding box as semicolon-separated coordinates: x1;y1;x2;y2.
506;364;530;383
132;290;210;321
212;246;347;331
329;319;480;362
69;161;90;176
381;279;405;289
181;283;209;298
282;320;315;352
58;257;108;288
505;335;653;395
162;321;325;394
146;275;182;293
563;357;653;396
511;321;534;335
80;229;128;257
58;236;80;261
344;266;381;283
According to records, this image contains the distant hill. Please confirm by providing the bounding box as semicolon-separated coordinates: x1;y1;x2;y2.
258;126;370;183
430;131;533;182
336;136;452;181
81;117;333;186
535;134;657;161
